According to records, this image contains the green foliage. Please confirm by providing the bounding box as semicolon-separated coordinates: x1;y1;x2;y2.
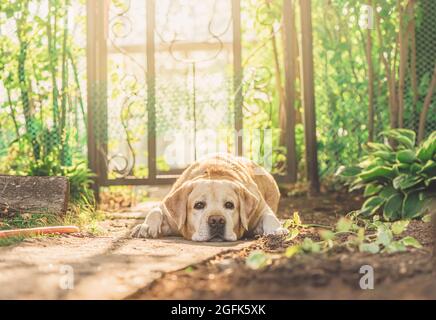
245;250;272;270
281;212;424;259
29;158;95;204
337;129;436;221
0;0;91;207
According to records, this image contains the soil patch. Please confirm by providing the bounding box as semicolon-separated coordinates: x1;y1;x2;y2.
129;192;435;300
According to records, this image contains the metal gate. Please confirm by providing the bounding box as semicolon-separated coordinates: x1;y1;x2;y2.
86;0;319;193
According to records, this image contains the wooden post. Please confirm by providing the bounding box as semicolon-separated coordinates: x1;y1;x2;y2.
97;0;109;184
147;0;157;180
299;0;320;194
86;0;99;197
283;0;298;183
232;0;243;156
87;0;108;199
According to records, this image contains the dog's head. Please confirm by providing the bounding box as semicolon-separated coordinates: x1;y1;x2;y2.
163;179;259;241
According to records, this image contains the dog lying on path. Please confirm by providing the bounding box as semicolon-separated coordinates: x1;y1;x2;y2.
131;153;288;241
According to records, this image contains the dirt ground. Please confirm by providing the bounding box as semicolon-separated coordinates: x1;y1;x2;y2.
1;190;434;299
129;192;435;300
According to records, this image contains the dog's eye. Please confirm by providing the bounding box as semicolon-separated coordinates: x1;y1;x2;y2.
194;201;206;210
224;201;234;209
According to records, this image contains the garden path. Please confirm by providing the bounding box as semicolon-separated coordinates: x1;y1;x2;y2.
0;202;252;299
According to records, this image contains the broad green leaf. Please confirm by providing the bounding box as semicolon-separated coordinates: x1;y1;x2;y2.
373;151;396;162
383;241;407;253
301;238;320;253
379;186;397;199
383;193;404;221
420;160;436;176
286;228;300;241
409;163;423;174
357;227;365;243
402;192;425;219
376;225;393;246
359;166;395;182
394;163;411;174
349;180;365;192
425;176;436;187
336;166;362;177
400;176;423;190
393;174;423;190
362;196;385;215
393;129;416;146
422;214;432;223
293;212;302;225
284;245;301;258
396;150;416;164
400;236;422;249
246;251;271;270
336;217;352;232
364;142;392;152
393;174;406;189
301;238;314;251
319;229;335;241
380;130;414;149
416;133;436;162
282;219;292;229
364;184;383;197
416;143;433;162
359;242;380;254
391;220;409;235
424;177;436;187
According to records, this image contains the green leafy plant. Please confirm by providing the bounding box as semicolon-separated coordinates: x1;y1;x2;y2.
246;250;272;270
245;211;426;265
337;129;436;221
283;213;424;258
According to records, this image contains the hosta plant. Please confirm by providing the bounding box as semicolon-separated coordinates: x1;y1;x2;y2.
337;129;436;221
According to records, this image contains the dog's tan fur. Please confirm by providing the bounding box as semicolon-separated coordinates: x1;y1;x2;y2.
131;153;287;241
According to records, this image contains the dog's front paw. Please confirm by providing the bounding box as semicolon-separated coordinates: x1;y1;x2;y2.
130;222;161;238
131;208;163;238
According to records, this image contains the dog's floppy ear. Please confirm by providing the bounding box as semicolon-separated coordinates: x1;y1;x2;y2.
163;181;193;230
236;183;259;230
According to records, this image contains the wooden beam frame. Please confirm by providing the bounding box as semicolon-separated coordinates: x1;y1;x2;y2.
283;0;298;183
299;0;320;194
146;0;157;180
232;0;243;156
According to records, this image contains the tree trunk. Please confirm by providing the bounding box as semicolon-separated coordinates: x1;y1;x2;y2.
0;176;69;216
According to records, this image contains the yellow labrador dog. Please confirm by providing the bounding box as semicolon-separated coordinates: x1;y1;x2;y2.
131;153;288;241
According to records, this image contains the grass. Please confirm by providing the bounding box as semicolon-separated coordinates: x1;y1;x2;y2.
0;236;26;247
0;199;105;247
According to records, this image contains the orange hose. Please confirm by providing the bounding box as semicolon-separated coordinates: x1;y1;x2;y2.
0;226;80;239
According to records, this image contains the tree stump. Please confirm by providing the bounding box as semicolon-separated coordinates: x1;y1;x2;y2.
0;175;69;216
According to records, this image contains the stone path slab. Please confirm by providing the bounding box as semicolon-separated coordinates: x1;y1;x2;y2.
0;202;252;299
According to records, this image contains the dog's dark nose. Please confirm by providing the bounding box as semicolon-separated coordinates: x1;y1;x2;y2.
208;215;225;235
208;215;225;226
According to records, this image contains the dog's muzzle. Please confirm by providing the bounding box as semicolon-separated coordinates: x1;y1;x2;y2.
208;215;225;238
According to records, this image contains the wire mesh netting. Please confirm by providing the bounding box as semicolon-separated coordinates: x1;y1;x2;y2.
0;0;87;176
